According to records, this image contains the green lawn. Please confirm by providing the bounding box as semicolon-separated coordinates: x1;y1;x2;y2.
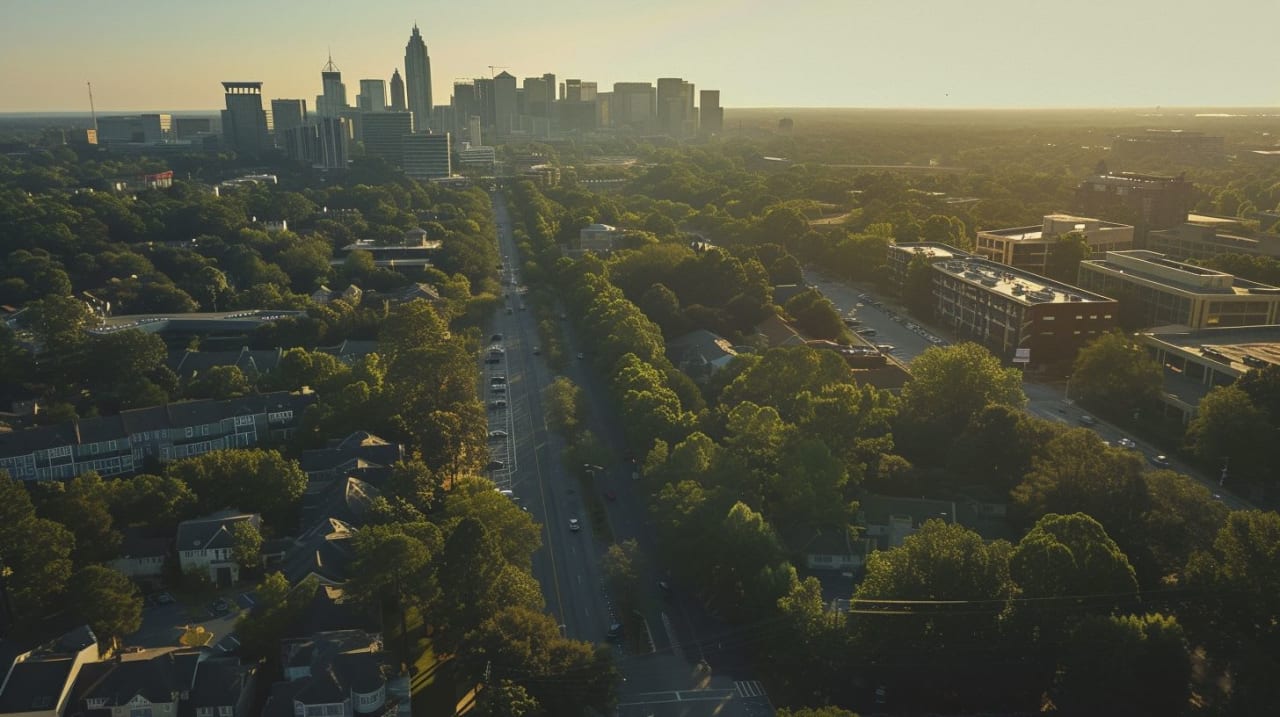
388;604;459;716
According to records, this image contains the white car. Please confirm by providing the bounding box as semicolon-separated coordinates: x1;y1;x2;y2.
488;430;508;440
1117;437;1137;449
568;518;581;532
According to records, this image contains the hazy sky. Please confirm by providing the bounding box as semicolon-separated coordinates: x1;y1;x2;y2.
2;0;1277;112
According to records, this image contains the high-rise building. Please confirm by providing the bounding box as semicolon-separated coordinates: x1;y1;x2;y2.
389;70;407;111
468;116;483;147
612;82;655;131
493;71;517;137
221;82;269;155
96;114;171;144
474;78;496;133
699;90;723;135
656;78;693;137
357;79;387;112
315;117;349;169
360;111;414;166
270;99;307;147
542;73;556;110
316;56;348;118
404;24;433;132
403;132;451;180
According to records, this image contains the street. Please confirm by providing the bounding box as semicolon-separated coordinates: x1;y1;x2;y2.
484;192;774;715
803;268;1254;511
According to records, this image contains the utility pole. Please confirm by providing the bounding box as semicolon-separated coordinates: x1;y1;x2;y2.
1220;456;1230;487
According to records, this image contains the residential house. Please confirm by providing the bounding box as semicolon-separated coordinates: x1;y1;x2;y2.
110;528;171;582
858;494;1010;552
313;341;380;364
0;391;313;482
299;432;404;483
0;626;98;717
176;511;261;586
665;330;739;382
66;649;254;717
800;527;868;572
311;285;364;306
263;631;395;717
752;314;807;348
363;283;442;306
167;347;284;385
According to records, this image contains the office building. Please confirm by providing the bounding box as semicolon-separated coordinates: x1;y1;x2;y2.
433;105;456;139
699;90;723;135
357;79;387;112
889;244;1118;366
457;142;496;171
1074;172;1192;245
1113;130;1225;165
402;132;451;179
523;76;553;119
220;82;269;155
467;116;483;146
315;56;347;118
360;111;414;166
270;99;307;147
173;117;212;139
283;116;349;170
1077;250;1280;329
657;77;689;137
474;77;496;131
389;69;406;111
1147;216;1280;261
96;114;171;144
1139;324;1280;422
974;214;1134;274
613;82;656;131
404;24;433;131
493;71;517;137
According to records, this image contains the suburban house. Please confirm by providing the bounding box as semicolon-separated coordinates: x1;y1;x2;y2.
363;283;442;306
665;330;739;382
263;631;399;717
311;285;364;306
0;626;98;717
299;432;404;483
110;528;171;582
167;347;284;385
176;511;262;586
800;527;868;572
858;494;1010;552
752;314;808;348
0;391;314;482
67;649;255;717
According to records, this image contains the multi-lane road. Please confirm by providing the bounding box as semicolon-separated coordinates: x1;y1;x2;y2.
803;268;1255;511
481;192;774;716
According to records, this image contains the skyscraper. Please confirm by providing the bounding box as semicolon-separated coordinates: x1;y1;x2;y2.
656;78;688;137
358;79;387;112
699;90;723;135
221;82;269;155
316;56;348;118
390;70;406;111
360;111;414;166
493;71;517;137
613;82;655;131
402;132;451;180
404;25;433;132
270;99;307;147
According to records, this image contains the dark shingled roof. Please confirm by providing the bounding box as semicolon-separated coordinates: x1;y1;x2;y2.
176;511;260;553
186;655;253;710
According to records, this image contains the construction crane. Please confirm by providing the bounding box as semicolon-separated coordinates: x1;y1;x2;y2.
86;81;98;131
488;65;509;78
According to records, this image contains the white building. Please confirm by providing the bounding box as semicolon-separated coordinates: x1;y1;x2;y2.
176;511;261;586
579;223;620;253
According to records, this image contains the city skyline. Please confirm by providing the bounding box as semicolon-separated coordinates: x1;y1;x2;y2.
2;0;1278;112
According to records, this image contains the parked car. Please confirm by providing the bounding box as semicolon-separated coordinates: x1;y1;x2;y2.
855;328;877;337
488;430;508;440
568;518;581;532
876;344;895;353
490;375;506;384
1078;415;1097;426
490;385;507;393
576;352;585;360
533;346;541;355
1117;437;1137;449
1149;454;1171;469
487;460;505;470
489;399;508;410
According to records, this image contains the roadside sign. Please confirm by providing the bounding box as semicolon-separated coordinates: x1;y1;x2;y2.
1013;348;1031;364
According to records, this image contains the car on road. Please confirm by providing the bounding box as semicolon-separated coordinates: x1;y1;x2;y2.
487;460;505;470
606;622;623;640
519;305;526;311
490;375;506;384
1117;437;1137;449
842;317;861;327
576;352;585;360
568;518;581;532
489;399;507;410
488;430;508;440
855;328;877;337
532;346;541;355
490;385;507;393
559;313;568;320
658;580;672;595
505;307;513;315
1149;454;1171;469
484;356;501;365
876;344;895;353
1078;415;1097;426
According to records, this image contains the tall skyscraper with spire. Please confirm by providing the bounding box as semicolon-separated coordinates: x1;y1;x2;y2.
404;25;433;132
390;69;407;111
316;55;348;118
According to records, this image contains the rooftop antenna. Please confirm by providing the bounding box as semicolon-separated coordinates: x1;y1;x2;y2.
86;81;97;131
323;48;339;72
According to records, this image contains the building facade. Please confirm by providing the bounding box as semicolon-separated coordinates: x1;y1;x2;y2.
404;24;433;132
220;82;269;155
388;69;406;111
315;57;348;118
402;132;451;179
1147;218;1280;261
1073;172;1192;245
358;111;413;166
96;114;171;144
612;82;655;131
1077;250;1280;329
1139;324;1280;422
356;79;386;112
975;214;1134;274
270;99;307;147
699;90;723;135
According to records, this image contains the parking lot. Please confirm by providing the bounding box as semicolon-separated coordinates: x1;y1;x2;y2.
128;590;255;652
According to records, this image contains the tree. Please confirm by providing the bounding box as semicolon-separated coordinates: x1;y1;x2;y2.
0;475;76;624
440;477;542;570
33;472;122;566
230;520;263;572
948;405;1061;492
1136;470;1227;581
107;474;196;528
163;449;307;527
545;377;584;436
902;253;936;317
1054;613;1190;717
349;523;437;661
777;709;859;717
473;680;541;717
895;343;1025;463
602;540;643;614
237;572;318;661
1185;385;1273;484
1009;513;1137;627
185;364;253;399
785;289;848;342
64;566;142;650
1071;331;1162;419
1045;232;1092;282
720;346;854;421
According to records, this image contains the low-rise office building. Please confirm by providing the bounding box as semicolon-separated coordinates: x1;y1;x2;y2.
885;242;967;288
1138;324;1280;422
975;214;1133;274
1147;215;1280;261
1077;250;1280;329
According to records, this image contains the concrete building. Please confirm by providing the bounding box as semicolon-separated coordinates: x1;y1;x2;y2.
1139;324;1280;422
356;79;386;112
96;113;171;144
173;117;212;139
270;99;307;147
220;82;269;155
457;143;496;172
699;89;723;135
452;81;479;137
975;214;1134;274
919;250;1119;366
283;117;349;170
389;69;406;111
656;77;688;137
404;24;433;131
1147;215;1280;261
315;57;347;118
493;71;517;137
1077;250;1280;330
523;76;553;119
474;77;496;131
402;132;450;179
359;111;413;166
1074;172;1192;245
579;223;620;253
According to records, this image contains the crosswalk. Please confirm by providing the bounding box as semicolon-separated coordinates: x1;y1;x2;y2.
735;681;766;698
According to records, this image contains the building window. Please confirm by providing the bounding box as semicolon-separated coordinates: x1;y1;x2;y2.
1042;316;1055;321
185;427;194;438
130;708;153;717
